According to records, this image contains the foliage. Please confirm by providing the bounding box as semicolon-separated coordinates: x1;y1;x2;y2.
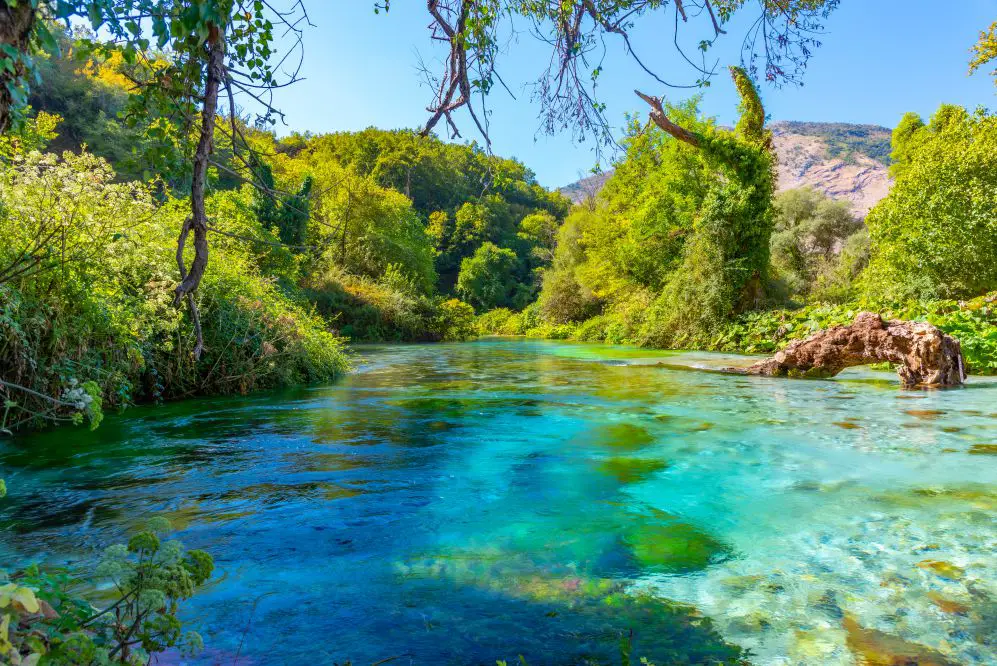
529;75;776;349
475;308;520;336
633;69;776;345
305;161;438;295
0;149;348;433
0;517;212;664
537;267;601;324
303;265;472;343
969;21;997;87
769;187;864;299
249;153;311;251
457;242;524;311
432;298;478;342
287;128;567;297
864;105;997;301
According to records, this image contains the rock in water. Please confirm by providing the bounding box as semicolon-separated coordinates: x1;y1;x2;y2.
842;613;960;666
737;312;965;387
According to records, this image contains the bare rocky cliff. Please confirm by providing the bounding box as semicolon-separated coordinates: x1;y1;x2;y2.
560;121;893;217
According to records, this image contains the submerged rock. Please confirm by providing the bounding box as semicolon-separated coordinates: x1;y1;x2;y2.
735;312;965;387
917;560;965;581
597;456;668;483
842;613;960;666
627;512;731;573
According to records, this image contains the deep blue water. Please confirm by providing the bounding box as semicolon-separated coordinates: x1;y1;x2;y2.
2;339;996;664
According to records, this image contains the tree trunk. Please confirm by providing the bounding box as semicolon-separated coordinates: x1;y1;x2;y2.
735;312;966;388
0;1;37;133
174;23;226;359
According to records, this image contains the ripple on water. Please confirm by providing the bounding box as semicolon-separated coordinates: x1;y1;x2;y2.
0;339;995;664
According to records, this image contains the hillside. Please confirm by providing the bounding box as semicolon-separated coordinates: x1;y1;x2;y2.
561;121;894;217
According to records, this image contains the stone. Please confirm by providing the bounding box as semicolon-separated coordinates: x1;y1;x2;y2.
842;613;960;666
732;312;965;388
917;560;965;581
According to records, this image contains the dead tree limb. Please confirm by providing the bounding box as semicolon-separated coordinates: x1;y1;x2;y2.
634;90;700;147
735;312;966;388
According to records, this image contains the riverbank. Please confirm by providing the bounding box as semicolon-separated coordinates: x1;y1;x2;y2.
476;292;997;376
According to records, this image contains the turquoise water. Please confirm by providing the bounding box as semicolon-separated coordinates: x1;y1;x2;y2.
2;339;996;664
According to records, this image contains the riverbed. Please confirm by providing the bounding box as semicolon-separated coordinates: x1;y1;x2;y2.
2;339;995;664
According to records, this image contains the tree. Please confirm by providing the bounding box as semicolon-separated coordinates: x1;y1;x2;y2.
393;0;838;148
0;1;310;358
637;67;776;341
308;163;438;294
970;21;997;87
456;242;521;310
769;187;862;297
864;105;997;301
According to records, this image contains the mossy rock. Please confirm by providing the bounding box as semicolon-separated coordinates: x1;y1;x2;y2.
627;515;731;572
591;423;655;451
597;456;668;484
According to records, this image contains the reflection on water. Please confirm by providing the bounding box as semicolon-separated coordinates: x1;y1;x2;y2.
2;339;996;665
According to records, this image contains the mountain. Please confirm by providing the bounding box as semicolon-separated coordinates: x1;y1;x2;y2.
559;121;894;217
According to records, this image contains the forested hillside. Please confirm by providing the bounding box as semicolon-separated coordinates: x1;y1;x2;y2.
0;39;567;433
561;120;894;216
488;95;997;376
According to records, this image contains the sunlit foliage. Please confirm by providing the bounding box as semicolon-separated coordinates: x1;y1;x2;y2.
864;105;997;301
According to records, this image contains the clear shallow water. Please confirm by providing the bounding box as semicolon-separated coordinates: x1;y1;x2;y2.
2;339;996;665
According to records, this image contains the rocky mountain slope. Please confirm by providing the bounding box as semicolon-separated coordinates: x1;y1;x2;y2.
560;121;894;217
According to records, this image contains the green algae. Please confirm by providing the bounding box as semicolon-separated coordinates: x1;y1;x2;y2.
396;551;745;664
589;422;656;450
596;456;668;484
626;511;731;573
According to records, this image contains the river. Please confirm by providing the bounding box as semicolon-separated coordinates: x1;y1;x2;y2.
2;339;995;664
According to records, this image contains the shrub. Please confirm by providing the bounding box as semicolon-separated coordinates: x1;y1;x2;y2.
475;308;517;335
432;298;477;341
537;267;601;324
0;151;349;432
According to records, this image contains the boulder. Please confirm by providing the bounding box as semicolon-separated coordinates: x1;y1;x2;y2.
736;312;965;387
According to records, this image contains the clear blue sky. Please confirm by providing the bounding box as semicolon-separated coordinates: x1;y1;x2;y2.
267;1;995;188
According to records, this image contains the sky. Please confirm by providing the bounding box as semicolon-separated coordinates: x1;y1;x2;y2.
266;1;996;188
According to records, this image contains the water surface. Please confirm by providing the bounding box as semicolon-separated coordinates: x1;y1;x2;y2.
2;339;996;664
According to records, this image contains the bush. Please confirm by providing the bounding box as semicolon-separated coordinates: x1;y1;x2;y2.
0;151;349;432
537;267;601;324
475;308;518;335
432;299;477;341
304;265;435;341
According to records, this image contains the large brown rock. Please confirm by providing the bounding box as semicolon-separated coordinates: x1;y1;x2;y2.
737;312;965;387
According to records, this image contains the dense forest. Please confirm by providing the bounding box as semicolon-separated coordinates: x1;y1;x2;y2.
1;2;996;664
0;34;568;434
478;98;997;376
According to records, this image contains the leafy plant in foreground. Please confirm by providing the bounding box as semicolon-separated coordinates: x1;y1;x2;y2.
1;516;212;664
